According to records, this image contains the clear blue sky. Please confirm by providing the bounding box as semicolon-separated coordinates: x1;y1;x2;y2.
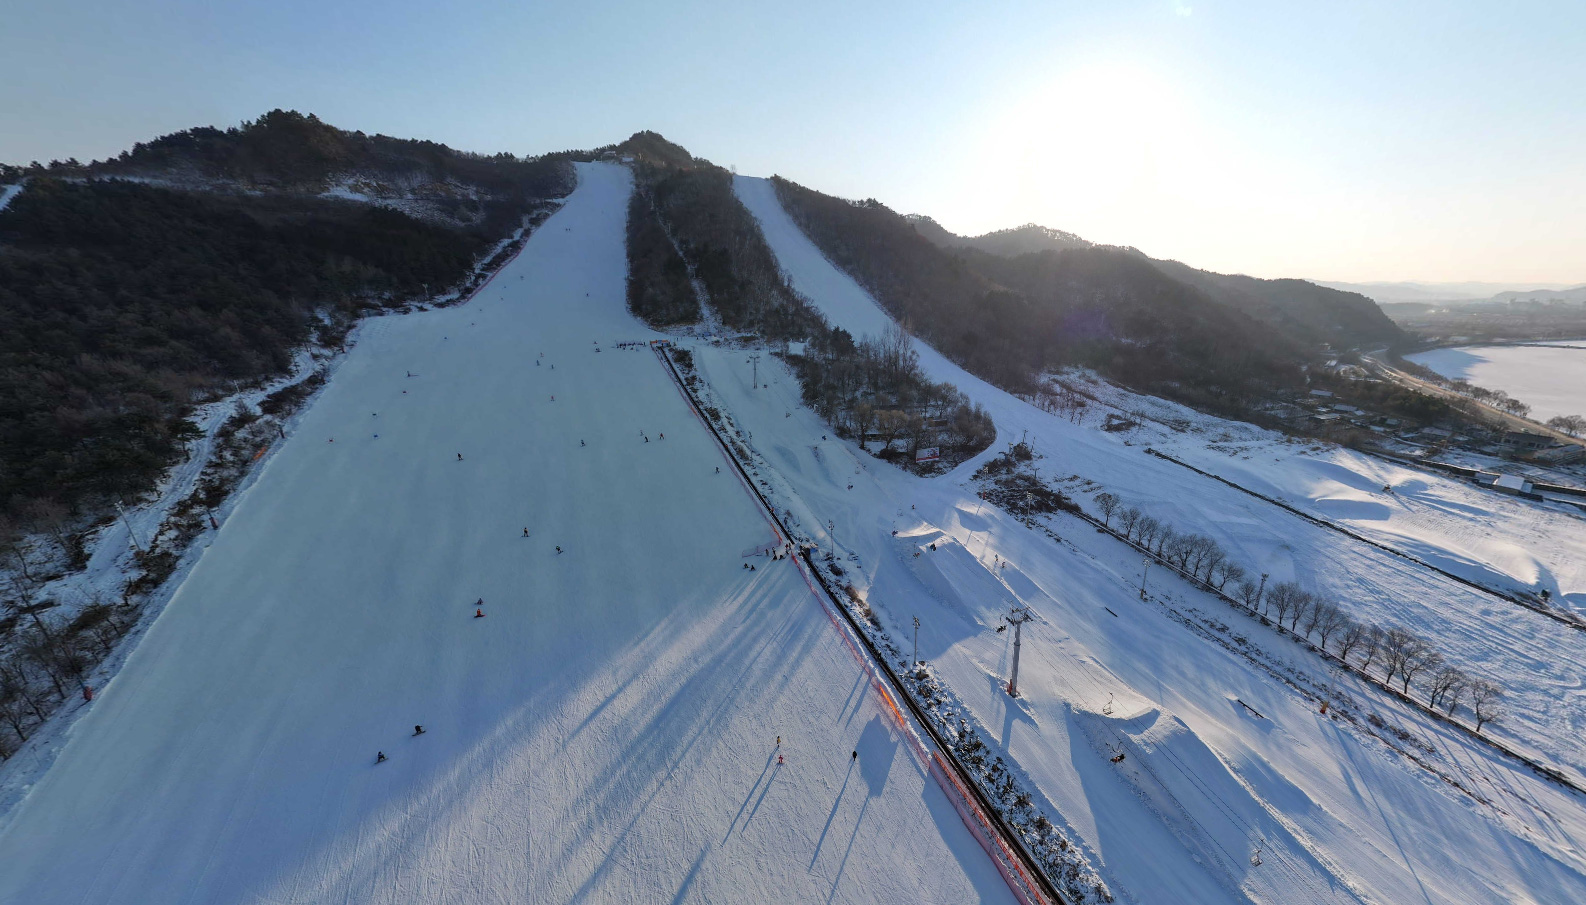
3;0;1582;283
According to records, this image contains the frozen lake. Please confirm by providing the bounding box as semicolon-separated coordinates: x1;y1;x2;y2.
1407;342;1586;422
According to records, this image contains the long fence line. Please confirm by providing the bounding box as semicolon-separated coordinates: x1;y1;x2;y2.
652;343;1066;905
1141;448;1585;632
1051;491;1585;796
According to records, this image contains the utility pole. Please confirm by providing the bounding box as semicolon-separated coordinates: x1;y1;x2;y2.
116;499;145;555
1006;606;1033;697
749;353;761;388
1140;557;1151;600
1257;572;1269;610
912;616;921;668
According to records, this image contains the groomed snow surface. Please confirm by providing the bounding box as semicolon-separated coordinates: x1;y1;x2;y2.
0;164;1018;905
732;174;1586;904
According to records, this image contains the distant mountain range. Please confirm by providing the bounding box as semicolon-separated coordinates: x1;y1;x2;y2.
902;213;1403;354
1315;280;1586;305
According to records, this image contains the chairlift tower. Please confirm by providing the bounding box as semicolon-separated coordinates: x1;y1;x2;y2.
1006;605;1033;697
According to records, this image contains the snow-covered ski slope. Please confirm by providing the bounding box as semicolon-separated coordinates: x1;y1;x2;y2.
0;164;1019;905
730;174;1586;904
734;176;1586;779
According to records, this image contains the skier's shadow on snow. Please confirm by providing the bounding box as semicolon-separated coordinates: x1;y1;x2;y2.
856;717;896;797
725;750;781;843
812;717;898;898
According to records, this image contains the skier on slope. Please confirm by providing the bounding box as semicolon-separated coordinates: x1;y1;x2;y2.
457;453;464;461
523;528;530;537
376;752;387;763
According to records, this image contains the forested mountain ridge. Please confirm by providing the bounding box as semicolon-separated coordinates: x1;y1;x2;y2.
2;110;574;231
777;178;1315;410
907;215;1094;256
910;211;1404;353
0;113;574;527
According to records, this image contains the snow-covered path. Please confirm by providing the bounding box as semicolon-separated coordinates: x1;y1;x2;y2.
729;175;1586;904
0;164;1017;905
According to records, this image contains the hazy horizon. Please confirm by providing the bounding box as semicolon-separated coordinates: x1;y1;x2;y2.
3;0;1581;285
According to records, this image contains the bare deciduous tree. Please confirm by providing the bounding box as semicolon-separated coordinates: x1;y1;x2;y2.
1401;643;1442;695
1357;625;1385;674
1335;620;1366;661
1136;516;1161;551
1381;627;1417;686
1469;680;1503;733
1211;559;1245;591
1428;666;1467;711
1234;577;1260;610
1117;507;1142;541
1266;582;1301;628
1287;590;1314;632
1095;493;1119;527
1310;600;1348;650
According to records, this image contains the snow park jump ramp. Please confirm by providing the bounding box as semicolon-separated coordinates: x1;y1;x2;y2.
0;163;1020;904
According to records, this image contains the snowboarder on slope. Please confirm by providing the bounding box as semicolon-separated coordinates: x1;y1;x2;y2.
555;546;563;554
475;609;485;619
377;752;387;763
414;725;425;736
457;453;464;461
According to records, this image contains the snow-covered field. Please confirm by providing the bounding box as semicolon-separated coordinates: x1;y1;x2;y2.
734;176;1586;780
0;164;1019;905
730;174;1586;904
1408;343;1586;423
